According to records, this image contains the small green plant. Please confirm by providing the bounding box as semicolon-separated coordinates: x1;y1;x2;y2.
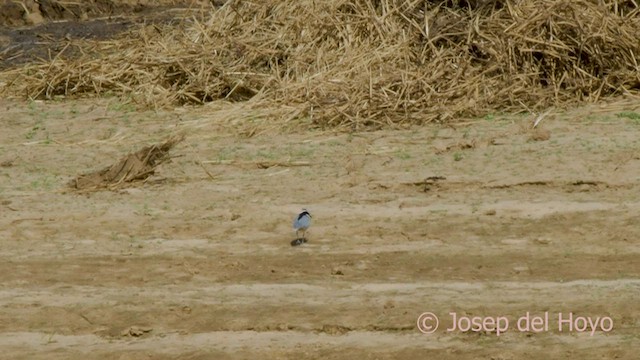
430;127;440;139
256;150;277;160
429;209;448;214
453;152;463;161
346;133;354;142
27;100;37;114
30;175;56;190
291;147;315;158
395;149;411;160
143;203;151;216
616;111;640;121
108;101;135;113
25;119;44;140
216;145;242;161
470;201;481;213
121;113;131;126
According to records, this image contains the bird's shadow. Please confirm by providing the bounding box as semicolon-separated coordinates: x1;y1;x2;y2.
290;238;308;247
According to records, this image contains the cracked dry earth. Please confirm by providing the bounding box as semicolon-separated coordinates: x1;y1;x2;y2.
0;98;639;359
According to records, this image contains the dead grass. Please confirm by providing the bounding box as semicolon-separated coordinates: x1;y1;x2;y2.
69;134;184;191
1;0;640;130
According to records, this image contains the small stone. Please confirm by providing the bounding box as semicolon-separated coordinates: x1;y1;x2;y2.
513;266;530;274
322;324;350;335
534;238;552;245
529;128;551;142
122;326;152;337
290;238;307;247
25;11;44;25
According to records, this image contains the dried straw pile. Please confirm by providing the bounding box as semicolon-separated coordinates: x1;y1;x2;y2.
2;0;640;129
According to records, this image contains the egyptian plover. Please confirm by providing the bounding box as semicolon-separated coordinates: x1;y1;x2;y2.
293;209;312;241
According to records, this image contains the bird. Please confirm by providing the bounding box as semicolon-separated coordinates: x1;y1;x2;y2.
292;208;312;243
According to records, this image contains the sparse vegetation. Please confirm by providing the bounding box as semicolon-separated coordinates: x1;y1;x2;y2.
616;112;640;123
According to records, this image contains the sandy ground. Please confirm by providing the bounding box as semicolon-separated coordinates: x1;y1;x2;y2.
1;98;640;359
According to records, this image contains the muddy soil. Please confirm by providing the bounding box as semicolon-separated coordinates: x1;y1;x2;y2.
1;97;639;359
0;0;206;27
0;0;210;70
